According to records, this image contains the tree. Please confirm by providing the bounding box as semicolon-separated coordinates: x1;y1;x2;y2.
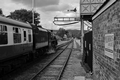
0;8;3;15
0;8;5;16
66;31;72;38
7;9;40;25
56;28;66;38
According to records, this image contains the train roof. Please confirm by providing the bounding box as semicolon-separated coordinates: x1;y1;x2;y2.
38;27;48;32
92;0;116;20
0;16;32;29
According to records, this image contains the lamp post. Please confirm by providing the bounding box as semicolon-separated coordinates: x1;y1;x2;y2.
81;15;84;56
80;0;84;58
32;0;35;25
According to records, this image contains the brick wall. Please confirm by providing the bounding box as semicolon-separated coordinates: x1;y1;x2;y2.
93;1;120;80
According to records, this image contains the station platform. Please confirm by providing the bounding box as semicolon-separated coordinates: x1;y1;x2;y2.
62;39;93;80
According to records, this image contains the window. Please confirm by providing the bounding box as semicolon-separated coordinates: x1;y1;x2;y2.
85;41;86;48
0;25;8;44
24;31;26;41
13;27;21;43
28;30;32;42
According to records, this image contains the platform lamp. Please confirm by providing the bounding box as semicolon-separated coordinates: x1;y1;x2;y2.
79;0;84;58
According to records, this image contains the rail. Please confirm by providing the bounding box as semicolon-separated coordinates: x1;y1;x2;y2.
30;40;73;80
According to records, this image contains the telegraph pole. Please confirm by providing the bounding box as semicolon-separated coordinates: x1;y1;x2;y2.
32;0;35;25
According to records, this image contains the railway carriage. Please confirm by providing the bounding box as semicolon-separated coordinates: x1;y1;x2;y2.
0;16;33;62
0;16;58;76
32;25;49;50
31;25;50;55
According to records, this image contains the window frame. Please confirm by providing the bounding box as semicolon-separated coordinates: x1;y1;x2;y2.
28;29;32;42
0;25;8;45
13;27;22;43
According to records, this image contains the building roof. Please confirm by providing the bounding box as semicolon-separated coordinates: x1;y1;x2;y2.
92;0;117;20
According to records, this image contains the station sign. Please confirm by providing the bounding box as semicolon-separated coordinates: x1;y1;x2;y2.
105;34;114;59
80;0;106;15
54;17;80;22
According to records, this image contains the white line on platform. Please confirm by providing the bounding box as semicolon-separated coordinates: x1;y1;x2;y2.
74;76;85;80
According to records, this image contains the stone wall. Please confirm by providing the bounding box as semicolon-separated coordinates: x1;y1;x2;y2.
93;1;120;80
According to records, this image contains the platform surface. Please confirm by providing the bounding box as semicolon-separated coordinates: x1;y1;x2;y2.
74;76;85;80
61;39;93;80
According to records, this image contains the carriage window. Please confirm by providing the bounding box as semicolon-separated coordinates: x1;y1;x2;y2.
28;30;32;42
13;27;21;43
24;31;26;41
0;25;8;44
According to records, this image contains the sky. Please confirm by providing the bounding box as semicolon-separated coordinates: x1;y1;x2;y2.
0;0;87;30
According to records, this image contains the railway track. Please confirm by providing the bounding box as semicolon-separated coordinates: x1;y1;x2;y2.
0;40;73;80
30;40;74;80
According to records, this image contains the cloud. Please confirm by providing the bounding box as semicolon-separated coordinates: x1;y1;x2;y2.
54;11;80;18
40;4;72;12
1;0;81;30
60;0;79;4
12;0;60;7
0;0;28;15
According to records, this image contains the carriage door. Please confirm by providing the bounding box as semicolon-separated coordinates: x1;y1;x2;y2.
23;29;27;43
